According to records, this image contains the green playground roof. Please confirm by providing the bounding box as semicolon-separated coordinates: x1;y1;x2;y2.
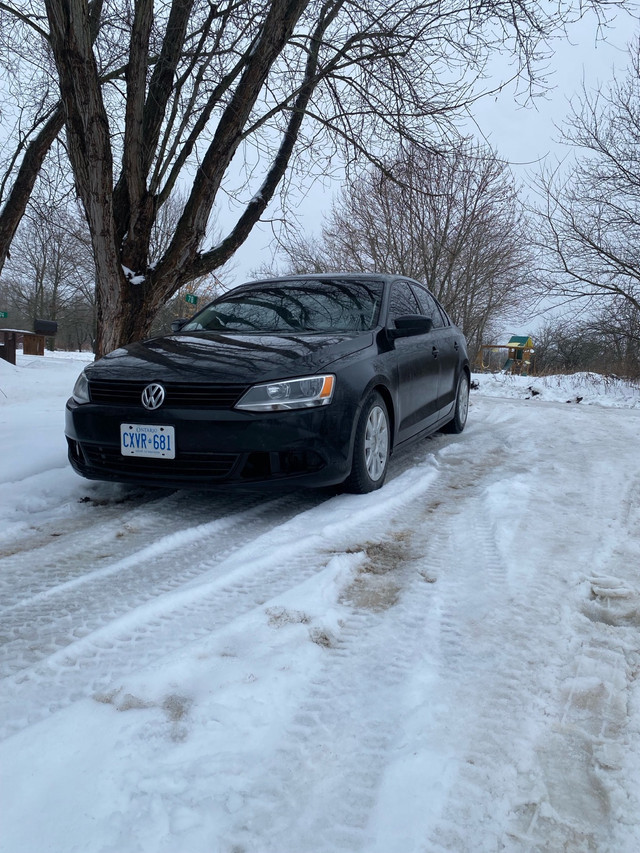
507;335;533;348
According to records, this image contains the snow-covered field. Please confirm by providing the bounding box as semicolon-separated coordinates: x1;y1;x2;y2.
1;352;640;853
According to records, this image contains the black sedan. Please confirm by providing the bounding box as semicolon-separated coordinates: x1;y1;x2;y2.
66;274;469;493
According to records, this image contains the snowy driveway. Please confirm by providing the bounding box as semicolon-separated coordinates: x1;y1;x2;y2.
1;356;640;852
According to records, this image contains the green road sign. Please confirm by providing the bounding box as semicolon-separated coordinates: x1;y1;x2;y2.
185;294;198;305
0;311;8;319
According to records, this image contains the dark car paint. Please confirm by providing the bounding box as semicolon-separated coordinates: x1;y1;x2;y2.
65;275;469;489
94;330;374;385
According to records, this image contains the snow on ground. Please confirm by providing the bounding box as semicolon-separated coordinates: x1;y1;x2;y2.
473;370;640;409
1;354;640;853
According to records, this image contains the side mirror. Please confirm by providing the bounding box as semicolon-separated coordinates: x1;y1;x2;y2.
389;314;433;339
171;318;188;332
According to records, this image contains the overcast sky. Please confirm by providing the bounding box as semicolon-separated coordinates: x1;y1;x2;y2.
225;7;638;283
469;9;637;166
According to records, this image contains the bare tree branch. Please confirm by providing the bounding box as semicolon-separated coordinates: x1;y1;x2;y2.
267;143;538;356
533;41;640;316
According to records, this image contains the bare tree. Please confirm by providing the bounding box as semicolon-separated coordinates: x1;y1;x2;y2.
2;193;96;348
0;0;103;277
588;298;640;376
535;38;640;317
0;0;623;355
532;308;640;377
269;144;537;357
0;105;65;278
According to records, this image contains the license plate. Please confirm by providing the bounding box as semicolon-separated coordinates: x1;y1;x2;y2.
120;423;175;459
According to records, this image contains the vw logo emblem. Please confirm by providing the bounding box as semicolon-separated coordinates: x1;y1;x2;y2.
141;383;166;410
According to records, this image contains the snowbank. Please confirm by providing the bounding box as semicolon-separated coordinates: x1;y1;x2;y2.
0;351;93;405
472;370;640;408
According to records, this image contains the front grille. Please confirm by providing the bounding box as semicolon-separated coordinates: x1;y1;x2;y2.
88;379;248;408
82;444;239;480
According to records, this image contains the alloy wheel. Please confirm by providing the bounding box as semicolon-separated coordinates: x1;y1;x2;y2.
364;405;389;481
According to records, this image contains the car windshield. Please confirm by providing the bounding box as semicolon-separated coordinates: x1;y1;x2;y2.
182;279;384;334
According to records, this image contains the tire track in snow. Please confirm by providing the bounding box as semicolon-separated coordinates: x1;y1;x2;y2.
503;467;640;852
0;537;329;739
9;397;635;850
406;413;590;851
0;490;320;678
199;431;524;852
418;471;534;852
0;459;446;741
0;488;283;605
213;507;446;852
0;484;179;563
419;400;640;853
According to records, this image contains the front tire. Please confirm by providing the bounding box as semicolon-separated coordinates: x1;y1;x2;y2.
443;371;469;434
344;391;390;494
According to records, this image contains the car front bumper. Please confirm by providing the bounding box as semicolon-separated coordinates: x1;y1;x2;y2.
65;397;357;489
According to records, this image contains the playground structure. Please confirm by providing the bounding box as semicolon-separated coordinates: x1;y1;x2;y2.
477;335;534;376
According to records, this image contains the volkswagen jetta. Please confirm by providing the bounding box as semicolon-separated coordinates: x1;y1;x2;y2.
66;274;469;493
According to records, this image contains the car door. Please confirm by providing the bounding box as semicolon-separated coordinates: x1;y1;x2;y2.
387;280;440;442
411;284;460;415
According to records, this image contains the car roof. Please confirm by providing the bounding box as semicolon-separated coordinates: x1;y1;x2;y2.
232;273;403;289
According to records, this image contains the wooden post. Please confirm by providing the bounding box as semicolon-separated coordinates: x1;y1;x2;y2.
0;330;17;364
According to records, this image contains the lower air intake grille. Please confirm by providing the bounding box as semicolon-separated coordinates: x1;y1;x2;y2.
82;444;239;480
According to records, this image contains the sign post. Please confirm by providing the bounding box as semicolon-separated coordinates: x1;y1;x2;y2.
185;294;198;306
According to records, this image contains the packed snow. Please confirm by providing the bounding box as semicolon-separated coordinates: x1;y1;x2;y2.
1;352;640;853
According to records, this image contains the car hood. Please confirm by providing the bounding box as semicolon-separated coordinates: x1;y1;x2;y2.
86;331;374;384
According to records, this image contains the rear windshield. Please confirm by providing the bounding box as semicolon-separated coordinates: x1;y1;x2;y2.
182;279;384;334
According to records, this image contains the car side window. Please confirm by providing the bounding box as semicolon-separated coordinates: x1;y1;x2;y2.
411;284;446;329
388;281;420;323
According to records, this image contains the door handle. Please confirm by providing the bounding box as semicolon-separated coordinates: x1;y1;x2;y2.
432;346;439;358
454;341;459;351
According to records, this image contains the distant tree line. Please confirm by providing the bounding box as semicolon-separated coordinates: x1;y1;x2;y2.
532;308;640;377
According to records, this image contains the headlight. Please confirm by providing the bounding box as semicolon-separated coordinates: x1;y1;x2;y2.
72;371;90;404
235;375;335;412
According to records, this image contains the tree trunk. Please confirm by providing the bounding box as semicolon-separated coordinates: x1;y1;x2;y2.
45;0;127;358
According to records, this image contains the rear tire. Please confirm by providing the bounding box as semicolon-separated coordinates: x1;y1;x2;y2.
344;391;390;494
443;371;469;434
